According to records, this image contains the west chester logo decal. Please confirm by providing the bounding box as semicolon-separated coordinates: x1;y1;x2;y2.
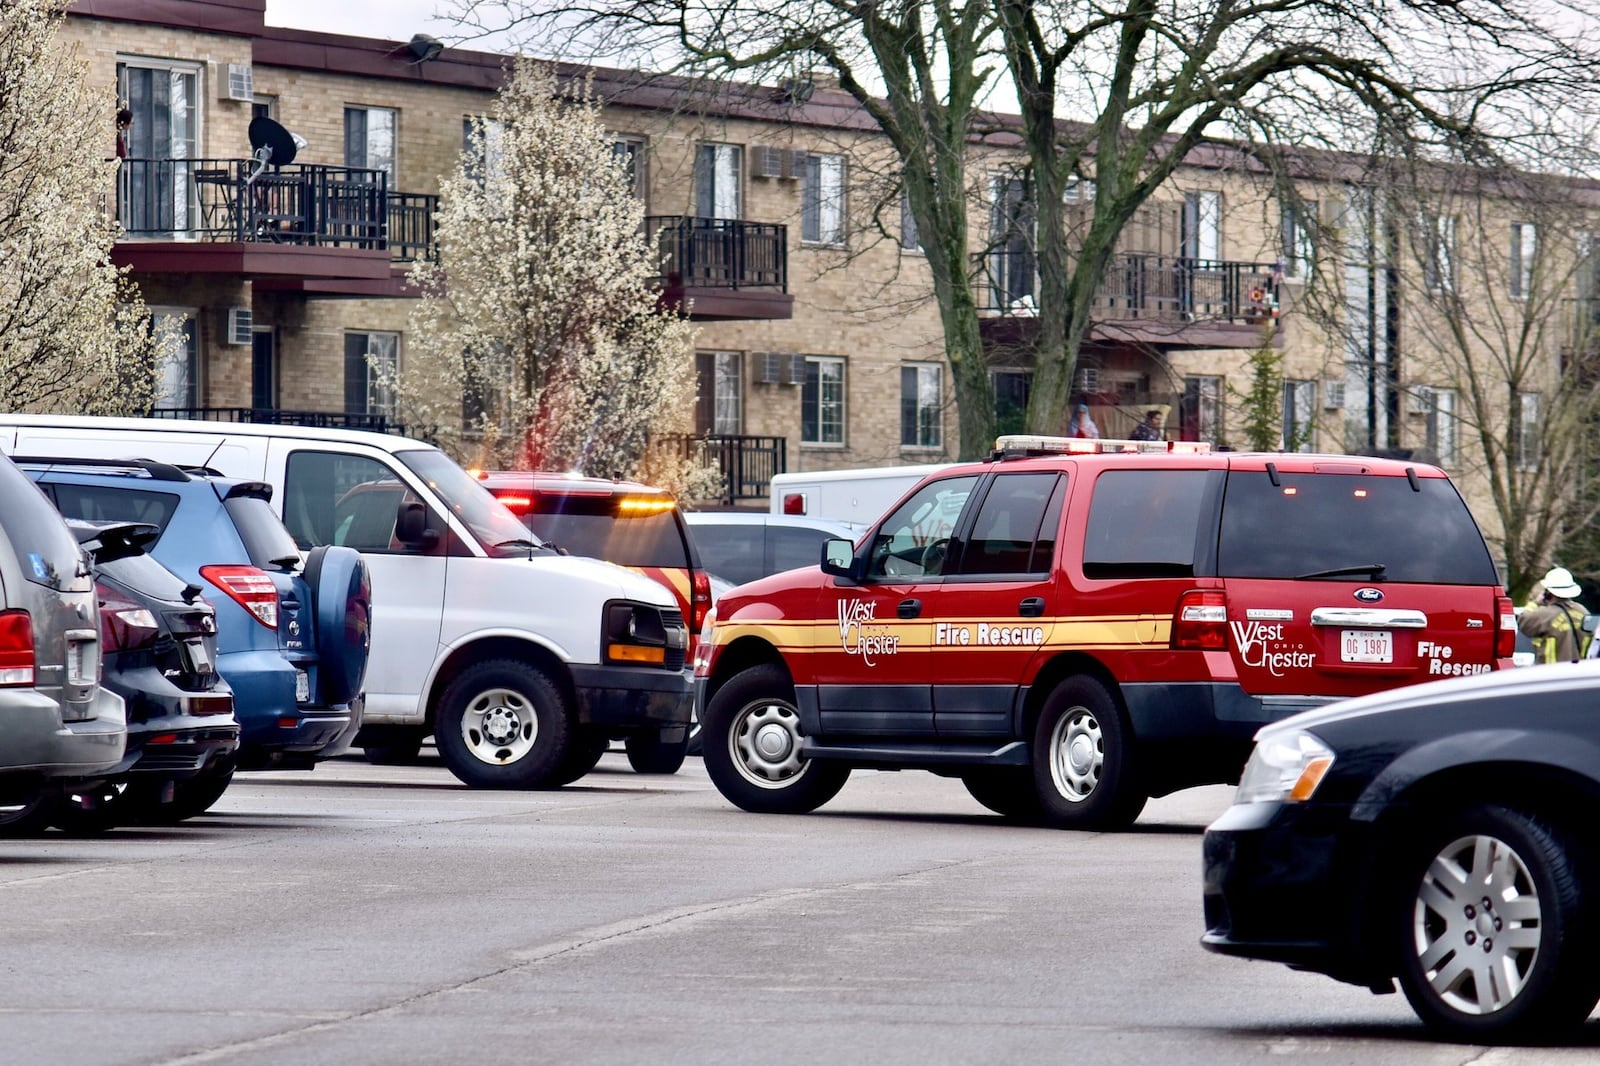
1230;620;1316;676
837;598;900;665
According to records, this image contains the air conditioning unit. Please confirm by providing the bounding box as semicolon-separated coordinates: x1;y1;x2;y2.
1408;385;1434;414
1323;381;1346;409
1074;367;1101;394
225;306;253;346
753;351;781;384
781;353;807;385
221;63;254;102
752;145;785;180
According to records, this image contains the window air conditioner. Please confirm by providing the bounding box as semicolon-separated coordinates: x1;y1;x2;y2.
782;353;807;385
1408;385;1433;414
752;146;784;180
222;63;254;102
1323;381;1345;409
225;306;253;346
753;352;781;384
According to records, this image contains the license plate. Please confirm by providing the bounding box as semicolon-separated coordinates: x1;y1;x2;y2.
295;669;311;703
1341;629;1392;664
66;641;83;683
181;639;213;675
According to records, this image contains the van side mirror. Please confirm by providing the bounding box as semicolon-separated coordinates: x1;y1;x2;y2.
395;500;439;549
820;537;859;580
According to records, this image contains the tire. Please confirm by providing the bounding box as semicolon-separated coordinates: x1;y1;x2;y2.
53;780;137;835
1392;805;1600;1042
138;759;237;824
359;725;426;766
625;729;689;775
700;663;849;814
434;659;572;789
548;729;611;787
1031;676;1146;830
302;545;372;707
961;768;1043;821
0;787;58;837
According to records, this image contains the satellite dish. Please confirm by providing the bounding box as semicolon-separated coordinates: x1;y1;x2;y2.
246;116;300;186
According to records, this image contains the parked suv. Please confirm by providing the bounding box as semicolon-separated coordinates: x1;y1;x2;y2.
476;470;709;773
18;458;370;784
694;436;1515;830
0;454;126;825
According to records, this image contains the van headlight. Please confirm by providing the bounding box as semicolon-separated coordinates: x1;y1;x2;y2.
603;602;684;666
1234;729;1335;804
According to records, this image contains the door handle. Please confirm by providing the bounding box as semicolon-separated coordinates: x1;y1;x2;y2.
898;598;922;619
1019;597;1046;617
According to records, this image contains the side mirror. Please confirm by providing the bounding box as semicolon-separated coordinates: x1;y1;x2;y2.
1584;613;1600;635
395;500;439;549
820;537;859;580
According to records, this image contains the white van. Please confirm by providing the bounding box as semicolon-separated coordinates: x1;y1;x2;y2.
768;462;954;527
0;416;691;790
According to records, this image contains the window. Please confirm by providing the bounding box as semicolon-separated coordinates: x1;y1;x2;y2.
1510;222;1536;299
900;189;921;251
1064;178;1096;204
1282;200;1317;279
345;106;396;184
612;135;647;200
694;143;742;219
344;331;399;417
116;59;200;235
695;351;742;435
867;475;981;580
989;174;1035;312
1517;391;1540;470
285;451;410;552
150;310;197;410
462;116;505;186
956;473;1062;576
1423;211;1456;292
1424;386;1457;468
1084;470;1215;579
900;363;942;448
993;370;1031;436
1181;375;1223;443
1282;379;1317;452
802;152;845;244
1183;191;1222;262
801;356;845;445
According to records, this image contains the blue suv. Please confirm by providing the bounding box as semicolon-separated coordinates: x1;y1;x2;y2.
19;458;371;787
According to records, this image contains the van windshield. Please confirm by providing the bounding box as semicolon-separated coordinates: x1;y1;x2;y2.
397;450;543;557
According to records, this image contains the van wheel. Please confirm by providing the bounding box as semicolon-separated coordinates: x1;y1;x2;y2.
1032;676;1146;830
961;769;1043;821
435;659;571;789
701;663;849;814
625;729;688;774
548;729;611;786
359;726;426;766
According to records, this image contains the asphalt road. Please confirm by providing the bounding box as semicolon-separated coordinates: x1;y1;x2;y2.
3;753;1596;1065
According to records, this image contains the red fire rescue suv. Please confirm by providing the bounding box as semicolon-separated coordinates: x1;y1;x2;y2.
692;435;1515;830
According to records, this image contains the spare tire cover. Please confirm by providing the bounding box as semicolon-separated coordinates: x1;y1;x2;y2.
303;545;371;706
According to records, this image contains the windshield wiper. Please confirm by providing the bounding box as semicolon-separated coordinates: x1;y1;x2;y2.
492;538;542;553
1295;563;1387;580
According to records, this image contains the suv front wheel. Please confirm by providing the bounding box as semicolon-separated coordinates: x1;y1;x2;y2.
702;664;849;813
435;659;572;788
1032;676;1146;830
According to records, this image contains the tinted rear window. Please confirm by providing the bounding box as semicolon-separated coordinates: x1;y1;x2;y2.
98;553;193;601
691;523;764;585
223;495;303;568
1217;471;1498;584
768;525;833;576
47;483;180;535
1084;469;1217;578
519;498;689;568
0;459;85;590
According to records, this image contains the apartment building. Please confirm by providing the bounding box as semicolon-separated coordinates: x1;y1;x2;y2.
61;0;1585;551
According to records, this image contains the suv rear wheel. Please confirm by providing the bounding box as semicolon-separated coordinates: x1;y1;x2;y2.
702;664;849;813
435;659;572;788
1032;676;1146;830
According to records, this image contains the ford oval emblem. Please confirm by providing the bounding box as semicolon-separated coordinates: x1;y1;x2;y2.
1354;587;1384;603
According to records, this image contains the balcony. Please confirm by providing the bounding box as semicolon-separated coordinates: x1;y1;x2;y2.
147;406;407;436
645;216;793;321
661;434;788;503
112;158;435;295
980;253;1281;351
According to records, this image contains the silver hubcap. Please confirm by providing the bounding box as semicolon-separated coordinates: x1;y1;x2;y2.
731;700;808;789
1049;708;1102;803
1413;833;1542;1015
460;686;537;765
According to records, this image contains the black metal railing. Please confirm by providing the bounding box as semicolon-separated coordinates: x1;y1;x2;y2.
116;158;438;262
662;433;787;503
646;216;788;291
979;252;1280;324
146;406;406;436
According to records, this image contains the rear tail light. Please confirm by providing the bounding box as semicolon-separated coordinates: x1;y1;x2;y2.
492;492;533;515
690;570;712;638
98;583;161;652
1172;590;1228;651
0;609;36;686
200;565;280;629
1496;595;1516;659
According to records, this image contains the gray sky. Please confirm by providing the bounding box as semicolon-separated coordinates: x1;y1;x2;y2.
266;1;486;46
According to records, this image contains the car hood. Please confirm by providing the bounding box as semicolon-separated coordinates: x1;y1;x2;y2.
519;552;679;610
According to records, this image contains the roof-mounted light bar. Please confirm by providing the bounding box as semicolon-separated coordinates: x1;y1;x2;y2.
992;435;1212;457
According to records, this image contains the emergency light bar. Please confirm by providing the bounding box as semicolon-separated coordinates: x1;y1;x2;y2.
993;435;1212;457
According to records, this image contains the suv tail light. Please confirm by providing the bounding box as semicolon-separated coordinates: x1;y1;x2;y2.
0;609;36;686
97;583;161;652
200;565;280;629
1172;590;1228;651
1496;594;1516;659
690;569;712;637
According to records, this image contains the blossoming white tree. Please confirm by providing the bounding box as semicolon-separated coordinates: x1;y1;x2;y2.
402;58;714;496
0;0;165;414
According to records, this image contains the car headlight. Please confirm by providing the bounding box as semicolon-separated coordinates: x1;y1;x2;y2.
1234;729;1335;804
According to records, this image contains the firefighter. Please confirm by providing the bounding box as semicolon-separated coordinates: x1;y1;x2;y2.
1519;566;1592;663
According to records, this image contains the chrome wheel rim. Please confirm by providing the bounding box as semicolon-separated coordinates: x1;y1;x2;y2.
1048;707;1102;803
1412;833;1542;1016
460;686;537;765
730;699;808;789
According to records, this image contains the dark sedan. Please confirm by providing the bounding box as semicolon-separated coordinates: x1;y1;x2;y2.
1202;661;1600;1044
